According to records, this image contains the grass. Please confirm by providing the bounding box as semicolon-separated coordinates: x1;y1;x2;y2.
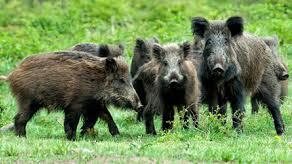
0;0;291;162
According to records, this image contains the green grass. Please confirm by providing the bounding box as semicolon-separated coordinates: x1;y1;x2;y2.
0;0;291;162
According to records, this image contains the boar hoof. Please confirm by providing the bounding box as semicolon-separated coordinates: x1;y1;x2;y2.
276;126;285;136
109;128;120;136
15;128;26;137
146;129;157;135
235;128;243;134
136;111;144;122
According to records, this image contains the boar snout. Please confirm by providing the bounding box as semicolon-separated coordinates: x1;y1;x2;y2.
132;93;143;112
212;63;225;75
136;101;144;112
280;71;289;80
167;71;183;88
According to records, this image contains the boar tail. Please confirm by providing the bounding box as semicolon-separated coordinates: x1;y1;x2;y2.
0;75;7;81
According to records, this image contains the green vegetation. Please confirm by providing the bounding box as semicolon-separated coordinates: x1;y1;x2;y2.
0;0;291;162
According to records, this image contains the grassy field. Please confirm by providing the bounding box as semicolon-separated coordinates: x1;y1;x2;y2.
0;0;291;162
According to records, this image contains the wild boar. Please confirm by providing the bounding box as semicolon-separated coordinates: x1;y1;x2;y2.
1;51;142;140
191;16;285;135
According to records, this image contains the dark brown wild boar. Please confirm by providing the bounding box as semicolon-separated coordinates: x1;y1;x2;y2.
192;16;285;135
251;36;289;114
131;37;159;121
69;43;124;57
132;53;160;121
2;51;142;140
143;42;201;135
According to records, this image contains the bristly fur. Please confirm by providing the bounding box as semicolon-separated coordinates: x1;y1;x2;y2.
142;43;201;135
192;16;285;135
5;51;140;140
69;43;124;57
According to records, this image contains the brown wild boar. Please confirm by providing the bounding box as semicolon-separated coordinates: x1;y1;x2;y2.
132;52;160;121
0;44;126;134
1;51;142;140
143;42;201;135
251;36;289;114
69;43;125;134
131;37;159;121
192;16;285;135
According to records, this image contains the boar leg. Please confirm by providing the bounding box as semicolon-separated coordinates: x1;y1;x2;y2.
144;106;156;135
97;105;119;136
217;95;227;125
207;87;219;115
189;104;199;128
80;104;99;136
162;105;174;131
256;86;285;135
133;78;146;122
178;106;189;129
64;105;82;141
251;96;260;114
14;99;40;137
227;79;246;133
136;110;144;122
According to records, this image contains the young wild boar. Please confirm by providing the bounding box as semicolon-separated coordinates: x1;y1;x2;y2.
191;16;285;135
131;37;159;121
143;42;201;135
251;36;289;114
69;43;124;57
132;53;160;121
130;37;159;77
2;51;142;140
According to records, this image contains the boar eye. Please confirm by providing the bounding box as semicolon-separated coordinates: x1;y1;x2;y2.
178;60;182;65
206;39;212;45
119;78;126;84
163;61;168;66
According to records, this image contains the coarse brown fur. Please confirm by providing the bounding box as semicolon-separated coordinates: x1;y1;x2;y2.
131;37;159;121
69;43;124;57
132;58;160;121
192;16;285;135
251;36;289;114
68;43;125;135
0;46;125;134
4;51;141;140
143;42;201;135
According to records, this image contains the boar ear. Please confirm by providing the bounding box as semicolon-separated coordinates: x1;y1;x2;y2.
226;16;244;37
135;38;147;55
152;37;159;43
105;57;118;73
118;44;125;51
99;44;110;57
118;44;125;57
191;17;209;37
180;41;191;58
263;36;278;48
152;43;164;61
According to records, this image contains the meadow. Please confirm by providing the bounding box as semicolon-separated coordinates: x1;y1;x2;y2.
0;0;291;162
